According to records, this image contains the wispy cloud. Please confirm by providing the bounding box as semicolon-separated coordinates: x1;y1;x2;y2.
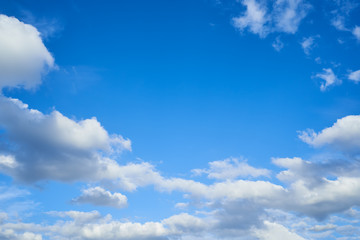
314;68;340;91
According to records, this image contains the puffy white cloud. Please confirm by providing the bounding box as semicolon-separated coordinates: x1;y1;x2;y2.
0;14;54;90
353;26;360;41
192;158;270;180
300;36;315;55
299;115;360;154
232;0;269;38
232;0;310;37
72;187;127;208
0;96;131;183
314;68;339;91
348;69;360;82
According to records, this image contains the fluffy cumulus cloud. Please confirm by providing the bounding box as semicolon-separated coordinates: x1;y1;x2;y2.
72;187;127;208
349;69;360;82
0;14;54;90
299;115;360;154
232;0;310;37
314;68;340;91
0;96;131;183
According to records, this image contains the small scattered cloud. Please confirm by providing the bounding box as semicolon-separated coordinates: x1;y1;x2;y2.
314;68;340;91
72;187;127;208
352;26;360;41
301;36;316;55
348;69;360;82
272;36;284;51
232;0;269;38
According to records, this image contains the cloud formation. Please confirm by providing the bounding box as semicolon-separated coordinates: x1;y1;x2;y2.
349;69;360;82
0;96;131;183
0;14;54;90
353;26;360;40
192;158;270;180
232;0;310;37
72;187;128;208
300;36;315;55
314;68;339;91
299;115;360;154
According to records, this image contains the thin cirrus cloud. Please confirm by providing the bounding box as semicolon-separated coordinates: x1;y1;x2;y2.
0;14;54;90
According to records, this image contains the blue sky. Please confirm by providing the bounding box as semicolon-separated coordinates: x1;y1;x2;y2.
0;0;359;239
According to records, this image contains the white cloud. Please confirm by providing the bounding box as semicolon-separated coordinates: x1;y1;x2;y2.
162;213;207;234
301;36;315;55
0;14;54;90
353;26;360;40
349;69;360;82
331;15;348;31
314;68;339;91
272;36;284;51
0;96;131;183
72;187;127;208
299;115;360;154
272;0;310;34
253;221;305;240
232;0;310;37
192;158;270;180
232;0;269;38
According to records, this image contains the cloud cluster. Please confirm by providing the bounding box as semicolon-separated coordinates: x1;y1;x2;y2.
232;0;311;37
